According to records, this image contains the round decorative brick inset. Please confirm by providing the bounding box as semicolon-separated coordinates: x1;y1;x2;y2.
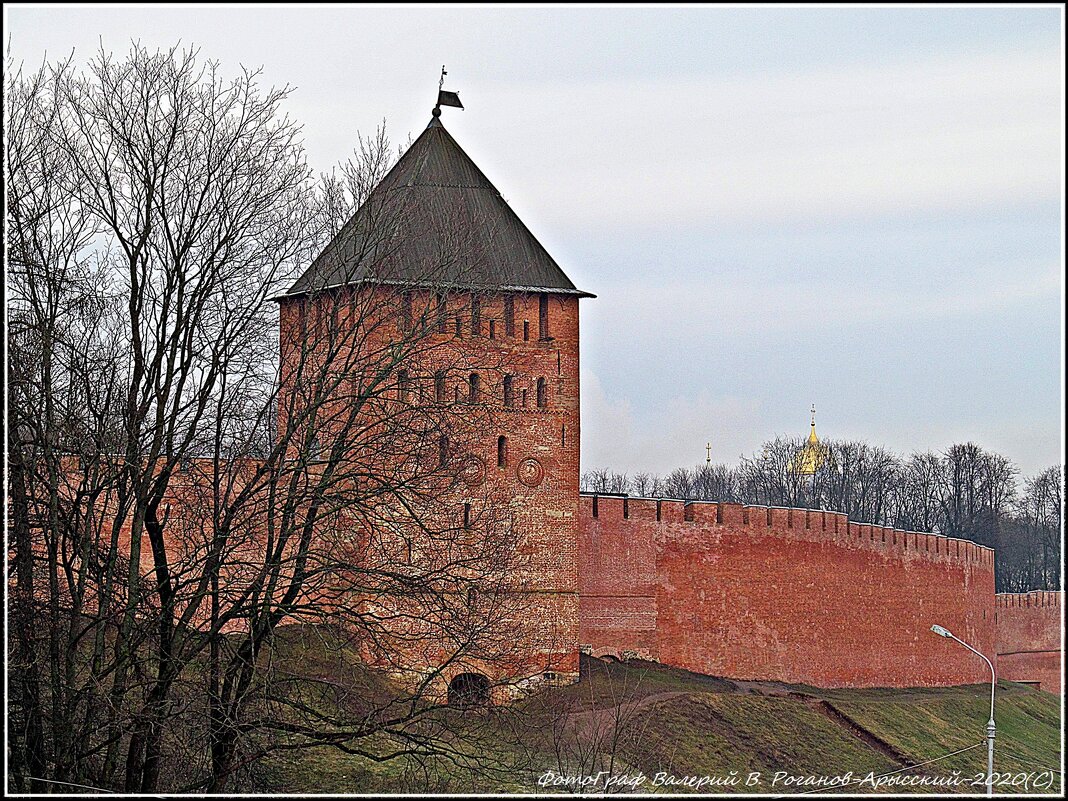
517;457;544;488
461;455;486;486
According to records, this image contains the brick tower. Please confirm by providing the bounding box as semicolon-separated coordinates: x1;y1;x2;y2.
275;105;593;699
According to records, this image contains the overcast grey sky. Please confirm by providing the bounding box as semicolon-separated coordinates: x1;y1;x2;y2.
6;4;1064;479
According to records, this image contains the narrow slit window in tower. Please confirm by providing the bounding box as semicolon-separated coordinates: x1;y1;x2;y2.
435;292;448;333
401;291;413;332
504;296;515;337
470;296;481;336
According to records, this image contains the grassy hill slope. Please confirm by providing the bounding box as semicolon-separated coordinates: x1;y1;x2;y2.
252;634;1061;795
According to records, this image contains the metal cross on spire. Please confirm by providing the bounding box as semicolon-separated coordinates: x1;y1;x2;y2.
432;65;464;118
810;403;816;427
706;442;712;465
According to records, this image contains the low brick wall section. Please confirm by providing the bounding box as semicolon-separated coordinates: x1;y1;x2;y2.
995;591;1062;694
578;495;996;688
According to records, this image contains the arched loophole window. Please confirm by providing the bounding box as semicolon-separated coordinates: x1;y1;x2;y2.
449;673;490;708
503;375;514;407
435;370;446;403
536;377;547;408
468;373;480;403
497;436;507;469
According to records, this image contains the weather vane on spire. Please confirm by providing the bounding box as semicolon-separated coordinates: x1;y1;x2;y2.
432;65;464;118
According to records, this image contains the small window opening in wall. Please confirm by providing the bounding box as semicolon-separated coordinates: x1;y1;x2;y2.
470;297;481;336
463;502;471;529
503;375;514;407
523;320;530;341
454;386;461;403
592;496;599;517
435;292;447;333
539;293;549;339
623;498;629;519
561;424;566;446
716;504;723;524
557;352;561;374
543;671;557;682
497;436;507;469
468;372;479;403
656;500;662;521
435;370;445;403
536;377;547;407
489;319;496;339
439;435;448;467
449;672;489;708
766;508;773;526
521;388;528;407
504;296;515;337
454;315;462;337
397;369;410;402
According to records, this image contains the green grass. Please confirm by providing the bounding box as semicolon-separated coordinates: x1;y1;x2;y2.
250;637;1061;795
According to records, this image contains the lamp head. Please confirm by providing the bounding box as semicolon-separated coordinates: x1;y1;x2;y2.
930;624;953;638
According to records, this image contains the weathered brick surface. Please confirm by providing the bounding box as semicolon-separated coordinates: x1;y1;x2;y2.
43;282;1033;697
277;287;582;690
995;591;1062;694
579;496;997;687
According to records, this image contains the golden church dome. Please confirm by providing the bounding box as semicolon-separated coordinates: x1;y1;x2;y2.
790;405;826;476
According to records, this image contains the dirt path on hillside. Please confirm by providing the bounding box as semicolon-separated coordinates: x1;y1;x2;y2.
563;677;917;772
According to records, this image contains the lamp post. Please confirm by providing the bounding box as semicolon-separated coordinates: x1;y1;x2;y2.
931;624;996;796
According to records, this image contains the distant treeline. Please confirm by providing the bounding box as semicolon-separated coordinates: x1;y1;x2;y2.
581;439;1062;594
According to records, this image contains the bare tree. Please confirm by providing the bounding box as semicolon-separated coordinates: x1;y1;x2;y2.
7;42;546;793
581;469;630;495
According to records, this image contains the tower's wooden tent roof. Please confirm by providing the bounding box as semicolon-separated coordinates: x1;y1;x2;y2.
284;115;592;298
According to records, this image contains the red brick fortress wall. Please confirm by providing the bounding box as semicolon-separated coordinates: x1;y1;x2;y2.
995;591;1062;694
578;495;996;688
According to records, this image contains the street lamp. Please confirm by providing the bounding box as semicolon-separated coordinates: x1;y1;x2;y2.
931;624;996;796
